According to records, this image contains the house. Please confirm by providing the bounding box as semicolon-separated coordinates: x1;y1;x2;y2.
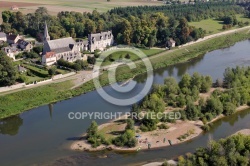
88;31;114;52
77;39;89;52
167;38;176;48
1;46;20;60
17;65;27;73
7;34;21;44
42;52;57;66
0;32;7;42
10;5;19;11
18;39;33;52
42;22;82;66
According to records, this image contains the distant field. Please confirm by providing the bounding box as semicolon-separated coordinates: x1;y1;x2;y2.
0;0;163;15
189;15;250;35
0;0;163;23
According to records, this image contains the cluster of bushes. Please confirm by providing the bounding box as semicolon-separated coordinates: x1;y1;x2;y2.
177;134;250;166
86;119;137;148
16;51;39;59
57;58;88;71
86;121;111;148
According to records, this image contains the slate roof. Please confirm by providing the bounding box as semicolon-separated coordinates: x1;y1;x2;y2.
89;31;113;42
7;34;18;41
0;32;6;38
18;39;29;46
43;37;76;54
18;65;27;72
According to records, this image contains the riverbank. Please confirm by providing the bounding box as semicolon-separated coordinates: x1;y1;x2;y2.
1;27;250;119
71;119;203;152
71;102;250;152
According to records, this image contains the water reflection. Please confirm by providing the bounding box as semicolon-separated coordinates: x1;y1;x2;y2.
0;115;23;136
49;104;54;119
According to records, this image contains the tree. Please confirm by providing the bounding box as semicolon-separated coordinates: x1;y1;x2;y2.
179;73;191;89
185;102;199;120
48;67;56;76
87;56;96;65
223;102;236;116
94;49;101;58
125;53;130;59
87;121;98;138
33;45;43;54
125;119;135;130
0;53;17;86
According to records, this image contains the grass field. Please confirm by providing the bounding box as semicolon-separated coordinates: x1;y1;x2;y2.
189;19;224;35
189;15;250;35
99;48;164;66
0;0;163;21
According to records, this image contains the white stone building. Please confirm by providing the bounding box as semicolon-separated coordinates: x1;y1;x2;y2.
1;46;20;60
88;31;114;52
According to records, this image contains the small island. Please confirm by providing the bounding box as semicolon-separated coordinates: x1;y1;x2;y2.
72;66;250;151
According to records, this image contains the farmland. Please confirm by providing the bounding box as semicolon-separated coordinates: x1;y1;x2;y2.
0;0;163;19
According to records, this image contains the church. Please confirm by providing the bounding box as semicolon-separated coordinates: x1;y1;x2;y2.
42;22;114;66
42;22;83;66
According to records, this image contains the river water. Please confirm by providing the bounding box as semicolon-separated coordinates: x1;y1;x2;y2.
0;40;250;166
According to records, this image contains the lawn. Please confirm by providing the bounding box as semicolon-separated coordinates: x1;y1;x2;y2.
189;19;224;35
0;80;73;119
22;64;48;76
189;15;250;35
98;51;138;66
235;14;250;23
25;75;45;83
139;48;165;56
98;48;164;66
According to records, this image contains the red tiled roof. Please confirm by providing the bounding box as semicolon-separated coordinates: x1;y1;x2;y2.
45;52;56;58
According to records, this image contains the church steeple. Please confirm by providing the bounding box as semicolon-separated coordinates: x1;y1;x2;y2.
44;21;50;41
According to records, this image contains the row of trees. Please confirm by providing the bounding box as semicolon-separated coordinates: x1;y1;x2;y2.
109;2;244;22
1;2;243;47
177;134;250;166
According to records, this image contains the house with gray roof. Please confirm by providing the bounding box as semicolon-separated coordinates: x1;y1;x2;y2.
88;31;114;52
0;32;7;42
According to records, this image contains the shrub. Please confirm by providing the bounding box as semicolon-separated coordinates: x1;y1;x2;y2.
201;124;210;131
158;123;169;129
223;102;236;116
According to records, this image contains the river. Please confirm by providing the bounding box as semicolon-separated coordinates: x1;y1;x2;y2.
0;40;250;166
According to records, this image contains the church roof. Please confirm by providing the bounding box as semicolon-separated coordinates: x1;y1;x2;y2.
46;37;76;50
44;37;76;54
44;21;49;40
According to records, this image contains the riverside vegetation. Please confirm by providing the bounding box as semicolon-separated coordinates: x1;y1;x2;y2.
83;65;250;149
0;29;250;119
176;134;250;166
